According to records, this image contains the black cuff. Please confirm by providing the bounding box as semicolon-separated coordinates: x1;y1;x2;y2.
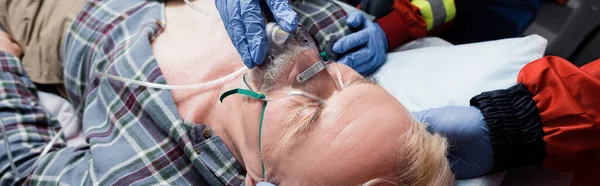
470;83;546;171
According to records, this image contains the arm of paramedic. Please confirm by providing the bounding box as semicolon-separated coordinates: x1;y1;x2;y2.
0;38;90;184
414;57;600;181
215;0;298;68
352;0;456;50
471;56;600;172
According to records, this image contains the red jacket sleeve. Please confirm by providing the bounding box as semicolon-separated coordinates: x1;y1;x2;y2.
470;56;600;186
357;0;456;50
517;56;600;172
375;0;428;50
517;57;600;186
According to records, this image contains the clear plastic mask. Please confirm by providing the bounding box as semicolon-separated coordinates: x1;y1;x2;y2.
251;23;344;102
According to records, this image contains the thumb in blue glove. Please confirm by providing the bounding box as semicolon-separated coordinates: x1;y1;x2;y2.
215;0;298;68
333;11;388;76
412;106;494;179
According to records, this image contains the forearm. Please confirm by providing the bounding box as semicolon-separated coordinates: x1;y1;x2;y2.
470;56;600;172
470;83;546;171
0;51;90;185
357;0;456;50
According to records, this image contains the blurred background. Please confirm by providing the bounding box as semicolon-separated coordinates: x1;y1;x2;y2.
438;0;599;67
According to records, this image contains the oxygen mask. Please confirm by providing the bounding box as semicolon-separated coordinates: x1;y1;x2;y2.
247;22;344;102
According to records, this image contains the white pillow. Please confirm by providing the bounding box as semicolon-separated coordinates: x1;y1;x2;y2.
373;35;547;112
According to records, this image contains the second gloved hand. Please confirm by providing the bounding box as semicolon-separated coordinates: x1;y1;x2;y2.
333;11;387;76
412;106;494;179
215;0;298;68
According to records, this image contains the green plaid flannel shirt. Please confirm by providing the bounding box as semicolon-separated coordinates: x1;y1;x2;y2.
293;0;352;53
0;0;350;185
0;0;244;185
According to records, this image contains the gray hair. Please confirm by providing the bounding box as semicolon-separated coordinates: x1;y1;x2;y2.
249;45;309;93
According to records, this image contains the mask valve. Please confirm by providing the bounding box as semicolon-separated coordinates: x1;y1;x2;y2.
266;22;290;45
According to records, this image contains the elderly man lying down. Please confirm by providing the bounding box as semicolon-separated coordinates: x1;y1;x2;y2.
0;0;452;185
4;0;600;185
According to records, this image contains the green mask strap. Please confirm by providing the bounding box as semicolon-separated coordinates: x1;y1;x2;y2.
219;88;268;178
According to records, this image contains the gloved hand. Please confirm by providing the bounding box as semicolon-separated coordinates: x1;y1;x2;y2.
333;11;387;76
412;106;494;179
215;0;298;68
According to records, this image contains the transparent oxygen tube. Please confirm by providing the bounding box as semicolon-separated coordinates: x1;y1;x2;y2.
1;115;71;178
95;23;344;94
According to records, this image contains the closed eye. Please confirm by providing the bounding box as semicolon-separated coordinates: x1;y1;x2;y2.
283;76;379;137
344;76;379;89
282;95;323;137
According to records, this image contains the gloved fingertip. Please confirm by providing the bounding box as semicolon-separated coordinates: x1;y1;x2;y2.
332;41;344;54
251;47;267;67
244;59;256;69
332;35;363;54
253;56;265;67
346;11;366;28
268;0;298;32
277;13;298;32
333;37;358;54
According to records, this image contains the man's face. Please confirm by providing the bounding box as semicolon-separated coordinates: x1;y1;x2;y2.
246;48;414;185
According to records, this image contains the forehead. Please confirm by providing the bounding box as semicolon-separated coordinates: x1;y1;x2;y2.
263;83;413;184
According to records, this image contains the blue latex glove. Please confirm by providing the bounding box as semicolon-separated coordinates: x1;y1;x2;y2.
333;11;388;76
412;106;494;179
215;0;298;68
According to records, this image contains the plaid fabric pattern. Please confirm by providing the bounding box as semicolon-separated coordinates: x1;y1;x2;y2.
292;0;352;53
0;0;245;185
